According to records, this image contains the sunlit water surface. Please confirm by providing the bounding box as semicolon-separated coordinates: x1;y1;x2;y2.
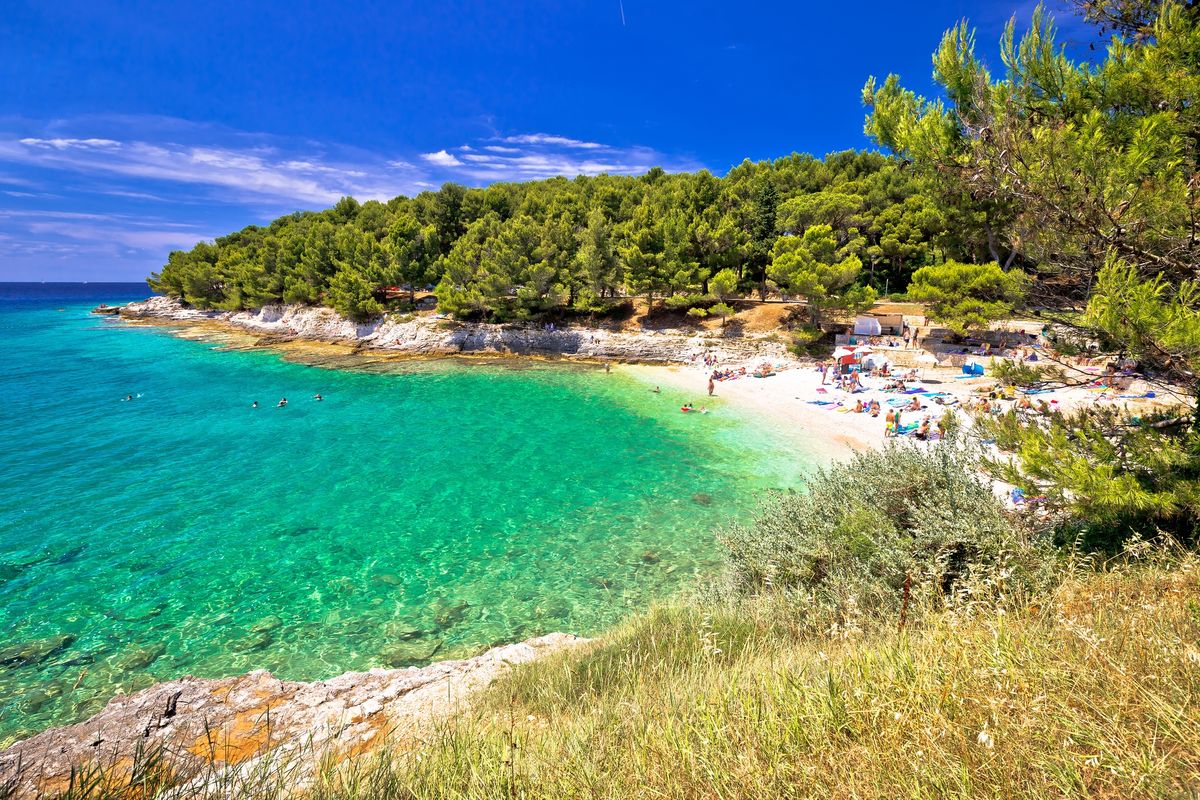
0;283;814;744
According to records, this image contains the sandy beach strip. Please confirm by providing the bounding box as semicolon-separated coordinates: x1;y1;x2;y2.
626;357;1183;466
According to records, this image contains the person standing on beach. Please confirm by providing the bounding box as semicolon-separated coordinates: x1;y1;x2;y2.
708;374;715;396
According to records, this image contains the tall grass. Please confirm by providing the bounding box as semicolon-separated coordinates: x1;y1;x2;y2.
315;554;1200;799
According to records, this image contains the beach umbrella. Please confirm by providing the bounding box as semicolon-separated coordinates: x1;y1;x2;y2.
853;345;873;354
831;347;854;359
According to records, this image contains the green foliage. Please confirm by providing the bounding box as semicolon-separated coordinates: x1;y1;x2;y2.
977;407;1200;544
767;225;865;326
907;261;1026;334
1085;256;1200;391
326;269;383;322
709;302;735;325
150;150;956;320
709;267;739;300
867;1;1200;545
719;439;1052;618
991;359;1054;388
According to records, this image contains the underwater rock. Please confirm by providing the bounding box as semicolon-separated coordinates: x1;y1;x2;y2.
372;573;404;587
50;546;86;567
539;597;573;621
250;615;283;634
116;643;165;671
232;629;273;654
106;602;166;623
691;492;714;506
0;635;77;668
380;637;444;667
20;684;64;714
640;550;662;565
432;602;470;629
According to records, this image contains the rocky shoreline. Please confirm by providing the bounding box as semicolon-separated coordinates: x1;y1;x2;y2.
114;296;796;366
0;633;585;798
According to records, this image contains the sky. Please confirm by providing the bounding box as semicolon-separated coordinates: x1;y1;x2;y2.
0;0;1094;281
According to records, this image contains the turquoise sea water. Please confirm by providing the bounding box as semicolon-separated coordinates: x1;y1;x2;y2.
0;284;813;745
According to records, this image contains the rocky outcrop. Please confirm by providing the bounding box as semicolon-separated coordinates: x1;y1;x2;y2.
117;296;795;366
0;633;585;799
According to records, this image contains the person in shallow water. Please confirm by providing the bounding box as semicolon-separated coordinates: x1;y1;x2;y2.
652;386;661;393
277;398;287;407
122;394;133;401
314;393;323;401
252;401;259;408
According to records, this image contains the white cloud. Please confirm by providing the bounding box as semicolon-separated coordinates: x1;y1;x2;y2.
420;149;463;167
18;137;120;150
426;135;700;183
0;135;423;206
499;133;604;149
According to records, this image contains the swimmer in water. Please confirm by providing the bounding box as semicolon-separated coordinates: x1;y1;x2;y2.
313;394;323;401
652;386;661;394
277;398;288;408
252;401;259;408
122;394;133;401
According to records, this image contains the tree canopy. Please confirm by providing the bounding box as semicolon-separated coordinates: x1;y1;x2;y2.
866;0;1200;540
149;151;963;322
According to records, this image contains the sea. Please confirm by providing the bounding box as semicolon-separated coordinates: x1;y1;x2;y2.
0;282;813;745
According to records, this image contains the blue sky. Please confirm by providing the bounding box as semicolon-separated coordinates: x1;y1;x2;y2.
0;0;1091;281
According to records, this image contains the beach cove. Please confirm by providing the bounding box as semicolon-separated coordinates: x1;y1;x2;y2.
0;285;819;747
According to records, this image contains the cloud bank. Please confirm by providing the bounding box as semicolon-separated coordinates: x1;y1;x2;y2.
0;115;702;279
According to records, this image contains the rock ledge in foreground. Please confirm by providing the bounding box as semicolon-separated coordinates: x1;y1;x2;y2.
0;633;585;799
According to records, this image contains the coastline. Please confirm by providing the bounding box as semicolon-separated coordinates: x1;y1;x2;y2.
117;296;798;366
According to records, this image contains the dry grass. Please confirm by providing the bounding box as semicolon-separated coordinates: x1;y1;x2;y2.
321;556;1200;799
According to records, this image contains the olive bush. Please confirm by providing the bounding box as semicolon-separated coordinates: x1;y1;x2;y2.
718;437;1053;622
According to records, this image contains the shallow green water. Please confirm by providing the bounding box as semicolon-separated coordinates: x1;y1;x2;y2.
0;284;814;745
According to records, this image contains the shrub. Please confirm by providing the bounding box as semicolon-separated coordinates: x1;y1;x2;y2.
717;437;1053;624
992;359;1056;387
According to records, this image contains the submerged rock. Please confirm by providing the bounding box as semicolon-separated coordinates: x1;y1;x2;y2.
231;629;273;654
250;616;283;634
20;684;64;714
691;492;714;506
640;550;662;565
380;637;444;667
432;602;471;630
0;635;76;668
116;643;166;671
372;573;404;587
